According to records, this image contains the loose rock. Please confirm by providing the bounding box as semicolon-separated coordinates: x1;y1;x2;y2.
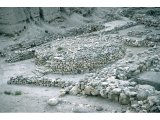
47;98;59;106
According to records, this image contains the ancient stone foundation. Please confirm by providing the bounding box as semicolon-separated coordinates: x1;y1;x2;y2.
35;35;126;74
7;75;160;112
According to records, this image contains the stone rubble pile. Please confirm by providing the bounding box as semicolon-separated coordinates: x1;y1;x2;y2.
98;49;160;80
83;77;158;105
35;35;126;74
7;75;160;112
72;77;160;112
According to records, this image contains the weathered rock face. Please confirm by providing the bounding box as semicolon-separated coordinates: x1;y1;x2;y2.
39;7;60;23
0;7;96;35
25;8;40;22
0;7;60;35
0;8;28;35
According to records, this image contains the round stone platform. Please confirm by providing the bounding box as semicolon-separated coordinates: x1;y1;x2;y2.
35;35;126;74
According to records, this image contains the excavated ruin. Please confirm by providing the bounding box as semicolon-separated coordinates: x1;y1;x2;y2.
1;7;160;113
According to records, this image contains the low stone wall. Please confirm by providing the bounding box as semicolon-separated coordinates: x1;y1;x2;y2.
7;75;160;112
63;23;105;37
127;30;152;38
98;49;160;80
123;37;155;47
7;76;75;88
102;22;138;35
133;14;160;27
78;76;160;112
122;32;160;47
5;49;35;63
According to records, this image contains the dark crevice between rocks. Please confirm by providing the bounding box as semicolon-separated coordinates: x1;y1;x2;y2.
39;7;44;20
